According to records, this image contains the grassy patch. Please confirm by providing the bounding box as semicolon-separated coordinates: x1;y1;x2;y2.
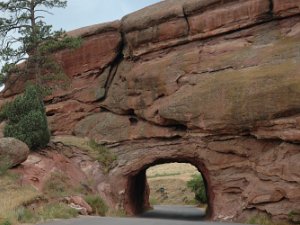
0;220;11;225
43;172;74;198
149;197;158;205
15;207;36;223
0;173;41;223
289;210;300;224
148;172;181;179
16;203;78;223
0;156;12;176
88;140;117;173
148;179;196;205
52;136;117;173
107;209;127;217
38;203;78;220
52;135;91;151
248;214;291;225
146;163;198;180
42;171;90;198
84;195;108;216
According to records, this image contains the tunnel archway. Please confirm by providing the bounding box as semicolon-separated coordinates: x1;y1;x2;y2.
124;157;213;219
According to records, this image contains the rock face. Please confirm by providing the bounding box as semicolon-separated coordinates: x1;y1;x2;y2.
0;138;29;169
1;0;300;223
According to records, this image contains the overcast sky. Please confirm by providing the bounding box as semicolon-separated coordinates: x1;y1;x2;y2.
46;0;162;31
0;0;162;69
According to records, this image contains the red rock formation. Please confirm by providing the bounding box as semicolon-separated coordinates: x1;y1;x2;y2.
1;0;300;223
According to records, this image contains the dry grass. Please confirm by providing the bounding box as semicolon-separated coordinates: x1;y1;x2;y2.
248;214;292;225
0;173;41;223
147;163;200;205
52;136;116;173
148;178;197;205
51;135;91;151
147;163;198;181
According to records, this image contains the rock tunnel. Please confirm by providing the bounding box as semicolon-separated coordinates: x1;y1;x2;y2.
125;158;211;217
1;0;300;223
106;136;299;222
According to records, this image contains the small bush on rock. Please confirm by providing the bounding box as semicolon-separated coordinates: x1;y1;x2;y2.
1;85;50;150
84;195;108;216
16;203;78;223
88;140;117;173
0;219;11;225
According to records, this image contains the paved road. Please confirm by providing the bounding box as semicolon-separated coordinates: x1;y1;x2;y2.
141;205;206;221
39;205;246;225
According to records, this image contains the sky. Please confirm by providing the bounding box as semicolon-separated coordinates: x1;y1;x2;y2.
0;0;162;70
46;0;162;31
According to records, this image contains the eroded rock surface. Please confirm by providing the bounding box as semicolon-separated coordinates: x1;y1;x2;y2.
1;0;300;223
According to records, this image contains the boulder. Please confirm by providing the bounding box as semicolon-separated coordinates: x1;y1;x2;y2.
0;137;30;169
64;196;93;215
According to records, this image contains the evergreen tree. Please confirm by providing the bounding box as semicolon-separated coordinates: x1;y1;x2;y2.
2;85;50;150
0;0;81;87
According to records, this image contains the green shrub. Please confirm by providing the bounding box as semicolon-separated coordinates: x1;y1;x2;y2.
0;219;11;225
1;85;50;150
16;207;36;223
289;210;300;224
37;203;78;220
43;172;72;198
16;203;78;223
248;214;291;225
187;174;207;204
88;140;117;173
0;156;11;176
84;195;108;216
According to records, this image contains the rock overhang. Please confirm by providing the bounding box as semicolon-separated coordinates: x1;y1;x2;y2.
1;0;300;223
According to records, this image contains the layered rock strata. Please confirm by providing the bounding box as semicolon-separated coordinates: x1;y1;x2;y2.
1;0;300;223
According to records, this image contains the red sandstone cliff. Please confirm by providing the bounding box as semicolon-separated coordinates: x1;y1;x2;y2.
1;0;300;223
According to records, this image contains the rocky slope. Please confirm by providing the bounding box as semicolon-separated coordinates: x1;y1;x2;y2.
1;0;300;223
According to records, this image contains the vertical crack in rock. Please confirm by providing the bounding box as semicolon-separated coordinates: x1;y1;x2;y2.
182;6;191;35
269;0;274;17
101;32;125;101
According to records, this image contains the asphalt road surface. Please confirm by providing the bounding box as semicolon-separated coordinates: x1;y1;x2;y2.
141;205;207;221
38;205;247;225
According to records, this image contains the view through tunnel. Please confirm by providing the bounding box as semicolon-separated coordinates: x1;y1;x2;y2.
126;160;211;221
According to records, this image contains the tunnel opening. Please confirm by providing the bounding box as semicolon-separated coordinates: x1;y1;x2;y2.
125;158;212;221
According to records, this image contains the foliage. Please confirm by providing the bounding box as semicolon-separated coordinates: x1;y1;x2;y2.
0;156;11;176
147;172;181;179
84;195;108;216
0;172;40;224
43;172;72;198
0;219;11;225
16;203;78;223
0;0;81;87
248;214;292;225
2;85;50;150
15;207;36;224
187;174;207;204
289;210;300;224
149;197;158;206
88;140;117;173
43;171;92;198
39;203;78;220
107;209;127;217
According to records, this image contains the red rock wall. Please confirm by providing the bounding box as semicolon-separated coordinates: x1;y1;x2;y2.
1;0;300;223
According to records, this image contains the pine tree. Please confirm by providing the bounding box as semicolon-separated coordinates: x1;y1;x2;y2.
0;0;81;88
2;85;50;150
